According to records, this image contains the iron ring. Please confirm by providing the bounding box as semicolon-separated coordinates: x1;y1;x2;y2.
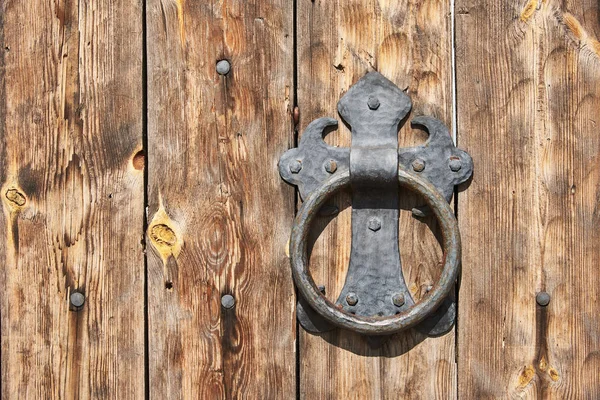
289;166;461;335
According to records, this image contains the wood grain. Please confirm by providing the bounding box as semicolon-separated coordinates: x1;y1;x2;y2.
297;0;456;398
457;0;600;397
0;0;145;398
145;0;296;398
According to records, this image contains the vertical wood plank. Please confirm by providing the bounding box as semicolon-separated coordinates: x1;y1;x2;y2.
297;0;456;398
146;0;295;398
457;0;600;397
0;0;145;398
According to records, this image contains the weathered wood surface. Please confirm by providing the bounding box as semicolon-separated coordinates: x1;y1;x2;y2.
457;0;600;397
0;0;145;398
3;0;600;398
296;0;456;398
145;0;296;398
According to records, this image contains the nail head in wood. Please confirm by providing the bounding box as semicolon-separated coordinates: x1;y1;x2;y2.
221;294;235;309
216;59;231;75
536;291;550;306
70;292;85;309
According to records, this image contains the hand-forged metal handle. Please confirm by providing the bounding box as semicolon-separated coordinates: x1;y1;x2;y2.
280;72;472;336
289;167;460;335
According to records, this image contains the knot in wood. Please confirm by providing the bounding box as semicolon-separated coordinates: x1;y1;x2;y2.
5;188;26;207
150;224;177;247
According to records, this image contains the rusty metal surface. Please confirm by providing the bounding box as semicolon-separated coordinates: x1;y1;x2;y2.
280;72;473;336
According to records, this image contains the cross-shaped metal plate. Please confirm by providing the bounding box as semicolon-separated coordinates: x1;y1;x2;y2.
280;72;473;336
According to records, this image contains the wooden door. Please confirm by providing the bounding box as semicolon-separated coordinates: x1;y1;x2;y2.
0;0;599;398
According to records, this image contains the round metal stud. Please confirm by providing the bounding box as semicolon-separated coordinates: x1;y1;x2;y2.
70;292;85;308
536;292;550;307
324;160;337;174
216;59;231;76
392;293;406;307
289;160;302;174
449;157;462;172
412;159;426;172
221;294;236;309
346;293;359;306
367;96;380;110
367;217;381;232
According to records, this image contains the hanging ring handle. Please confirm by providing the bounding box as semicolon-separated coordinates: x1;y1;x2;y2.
289;166;460;336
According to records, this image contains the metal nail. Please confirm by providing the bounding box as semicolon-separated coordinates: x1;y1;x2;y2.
392;293;405;307
289;160;302;174
346;292;359;306
216;59;231;75
70;292;85;308
412;159;426;172
324;160;337;174
536;291;550;307
449;156;462;172
367;217;381;232
221;294;236;309
367;96;380;110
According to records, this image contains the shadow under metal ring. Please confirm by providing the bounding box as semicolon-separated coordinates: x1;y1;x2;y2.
289;166;461;336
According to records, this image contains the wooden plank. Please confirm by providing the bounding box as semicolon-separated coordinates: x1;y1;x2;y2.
145;0;295;398
457;0;600;397
0;0;145;398
297;0;456;398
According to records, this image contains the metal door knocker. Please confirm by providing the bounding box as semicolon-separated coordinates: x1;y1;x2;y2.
279;72;473;336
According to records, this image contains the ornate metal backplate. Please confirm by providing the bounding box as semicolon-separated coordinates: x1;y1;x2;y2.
279;72;473;336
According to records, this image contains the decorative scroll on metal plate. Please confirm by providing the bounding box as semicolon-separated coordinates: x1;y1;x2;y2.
279;72;473;337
